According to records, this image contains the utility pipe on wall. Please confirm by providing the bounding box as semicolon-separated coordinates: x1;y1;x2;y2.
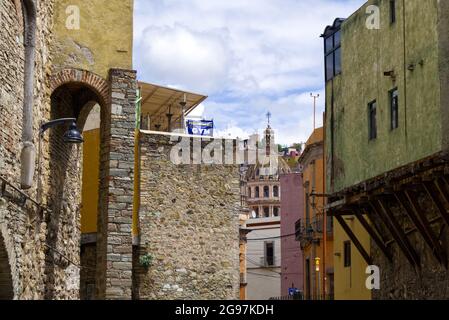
20;0;37;190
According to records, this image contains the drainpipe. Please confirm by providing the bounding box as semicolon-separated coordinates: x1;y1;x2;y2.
20;0;37;190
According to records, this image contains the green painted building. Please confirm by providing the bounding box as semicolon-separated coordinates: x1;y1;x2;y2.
325;0;449;194
324;0;449;300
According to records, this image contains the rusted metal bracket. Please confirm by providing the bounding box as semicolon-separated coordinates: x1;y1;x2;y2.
396;190;447;268
371;199;420;268
335;215;372;265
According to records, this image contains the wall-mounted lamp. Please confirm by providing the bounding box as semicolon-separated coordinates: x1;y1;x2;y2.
39;118;83;143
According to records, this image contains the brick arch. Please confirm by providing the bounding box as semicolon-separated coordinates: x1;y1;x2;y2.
49;69;110;106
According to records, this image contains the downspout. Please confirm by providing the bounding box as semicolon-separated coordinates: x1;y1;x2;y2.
20;0;37;190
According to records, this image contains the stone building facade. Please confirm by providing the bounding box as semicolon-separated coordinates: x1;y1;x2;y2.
1;0;56;300
1;0;242;301
133;132;241;300
243;125;291;300
0;0;137;299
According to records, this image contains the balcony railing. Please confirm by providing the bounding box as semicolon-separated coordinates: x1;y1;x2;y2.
295;216;334;243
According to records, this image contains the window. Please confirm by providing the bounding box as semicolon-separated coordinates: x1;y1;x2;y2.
390;0;396;24
368;100;377;140
273;186;279;197
264;186;270;198
255;187;260;198
325;30;342;81
248;187;252;198
254;207;259;218
265;242;275;266
390;88;399;130
273;207;279;217
264;207;270;218
344;241;351;268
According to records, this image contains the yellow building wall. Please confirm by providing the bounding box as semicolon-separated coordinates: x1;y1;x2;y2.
333;217;372;300
54;1;134;235
52;0;134;78
80;129;100;234
301;128;333;299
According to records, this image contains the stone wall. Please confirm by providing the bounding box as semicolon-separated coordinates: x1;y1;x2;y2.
0;0;56;300
135;132;241;300
95;69;136;300
371;191;449;300
80;243;96;300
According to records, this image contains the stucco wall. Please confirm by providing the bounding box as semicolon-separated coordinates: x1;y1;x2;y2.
246;224;281;300
326;0;445;193
52;0;133;78
279;173;304;296
333;217;371;300
135;132;241;300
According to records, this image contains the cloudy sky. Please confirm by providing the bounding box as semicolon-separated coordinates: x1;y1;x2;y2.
133;0;366;146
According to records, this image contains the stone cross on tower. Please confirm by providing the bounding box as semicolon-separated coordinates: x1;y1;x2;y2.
266;111;272;127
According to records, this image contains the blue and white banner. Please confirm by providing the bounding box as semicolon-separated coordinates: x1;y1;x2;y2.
186;120;214;137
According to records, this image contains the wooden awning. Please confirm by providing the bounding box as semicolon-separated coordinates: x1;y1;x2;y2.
138;82;207;132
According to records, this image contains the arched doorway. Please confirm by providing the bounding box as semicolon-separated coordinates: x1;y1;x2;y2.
45;69;109;300
0;234;14;300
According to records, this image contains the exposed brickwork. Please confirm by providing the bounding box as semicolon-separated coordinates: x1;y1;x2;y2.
1;1;137;300
96;69;136;300
134;133;241;300
49;68;110;106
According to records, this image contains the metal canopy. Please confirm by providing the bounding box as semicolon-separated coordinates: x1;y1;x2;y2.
138;81;207;132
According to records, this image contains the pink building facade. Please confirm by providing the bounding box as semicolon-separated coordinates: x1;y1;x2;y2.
280;172;304;296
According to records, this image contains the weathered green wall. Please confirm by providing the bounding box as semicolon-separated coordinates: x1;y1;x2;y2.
326;0;446;193
52;0;133;78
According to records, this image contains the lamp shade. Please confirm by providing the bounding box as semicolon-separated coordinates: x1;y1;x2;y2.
63;121;84;144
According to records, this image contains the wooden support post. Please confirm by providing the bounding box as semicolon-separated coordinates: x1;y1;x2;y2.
435;178;449;205
396;190;447;268
335;215;372;265
355;212;392;262
371;200;420;268
363;205;388;243
423;181;449;229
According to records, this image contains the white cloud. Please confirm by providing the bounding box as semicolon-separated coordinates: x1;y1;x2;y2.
134;0;366;144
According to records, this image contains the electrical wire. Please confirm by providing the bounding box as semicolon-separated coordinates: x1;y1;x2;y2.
246;232;297;241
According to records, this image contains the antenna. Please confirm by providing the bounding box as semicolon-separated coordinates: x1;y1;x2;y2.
310;93;320;130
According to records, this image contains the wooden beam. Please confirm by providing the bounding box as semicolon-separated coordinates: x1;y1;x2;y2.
355;211;392;262
396;190;447;268
371;200;420;268
435;178;449;205
335;215;372;265
423;181;449;229
141;86;159;106
363;204;389;243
